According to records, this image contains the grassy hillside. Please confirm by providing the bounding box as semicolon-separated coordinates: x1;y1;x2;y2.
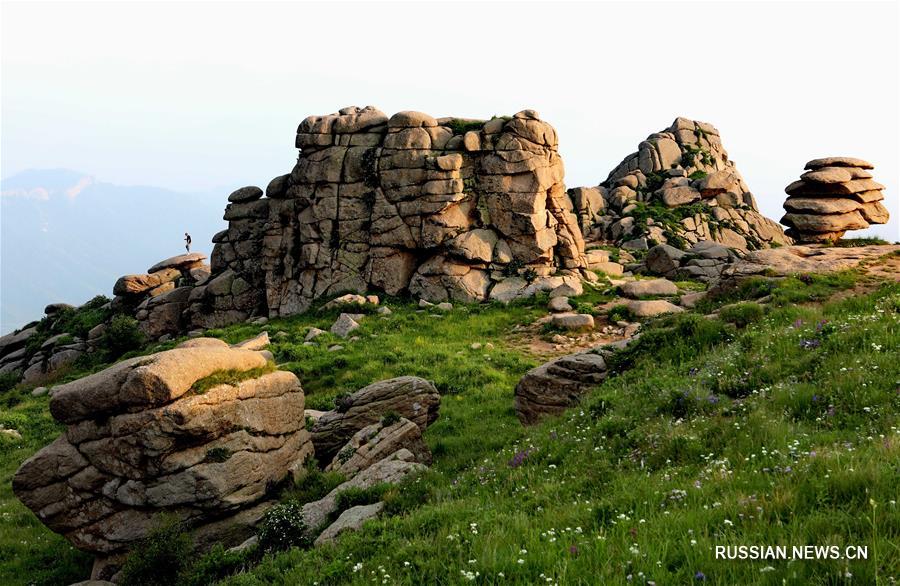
1;264;898;585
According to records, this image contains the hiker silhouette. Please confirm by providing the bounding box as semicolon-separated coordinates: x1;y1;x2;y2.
184;232;192;253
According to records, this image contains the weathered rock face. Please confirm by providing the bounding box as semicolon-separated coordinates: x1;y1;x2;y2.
514;351;608;424
189;107;587;325
781;157;889;242
12;340;312;569
571;118;789;251
311;375;440;463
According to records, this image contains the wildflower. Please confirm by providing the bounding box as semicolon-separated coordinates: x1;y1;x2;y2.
517;559;525;565
569;544;579;555
760;566;775;573
695;571;706;581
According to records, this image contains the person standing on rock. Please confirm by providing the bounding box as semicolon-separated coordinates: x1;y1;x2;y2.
184;232;192;253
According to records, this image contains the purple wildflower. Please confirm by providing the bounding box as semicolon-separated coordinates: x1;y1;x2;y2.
792;318;804;329
695;571;706;581
569;544;579;556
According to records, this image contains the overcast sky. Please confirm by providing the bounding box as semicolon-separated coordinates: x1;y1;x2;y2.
2;0;898;239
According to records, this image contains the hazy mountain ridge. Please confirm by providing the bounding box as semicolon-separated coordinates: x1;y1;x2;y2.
0;169;226;333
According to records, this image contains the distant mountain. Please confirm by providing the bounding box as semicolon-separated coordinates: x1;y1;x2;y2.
1;169;228;334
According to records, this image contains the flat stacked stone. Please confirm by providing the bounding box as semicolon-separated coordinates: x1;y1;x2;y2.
781;157;889;243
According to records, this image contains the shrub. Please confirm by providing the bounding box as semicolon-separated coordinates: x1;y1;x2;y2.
204;447;231;463
606;305;635;323
380;411;401;426
337;446;356;464
0;372;20;394
177;544;251;586
718;302;764;327
100;314;146;358
118;516;192;586
257;501;310;553
282;463;344;504
333;484;389;511
333;392;353;413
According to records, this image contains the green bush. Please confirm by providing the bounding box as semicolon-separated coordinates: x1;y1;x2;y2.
100;314;146;358
380;411;401;426
333;484;390;512
606;304;635;323
0;372;20;394
281;463;344;506
718;302;764;327
257;501;310;553
177;544;251;586
119;516;192;586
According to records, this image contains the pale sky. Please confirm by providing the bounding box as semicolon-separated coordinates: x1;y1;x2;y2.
2;0;899;239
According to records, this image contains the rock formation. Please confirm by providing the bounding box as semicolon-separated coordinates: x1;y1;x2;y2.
569;118;789;251
189;107;588;326
12;338;312;579
112;253;210;339
781;157;889;243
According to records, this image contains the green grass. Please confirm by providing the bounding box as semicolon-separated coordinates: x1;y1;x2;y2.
2;279;899;585
190;362;277;395
833;237;890;248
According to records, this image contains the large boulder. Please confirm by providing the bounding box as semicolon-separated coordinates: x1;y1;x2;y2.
515;351;607;425
311;376;440;463
13;340;313;576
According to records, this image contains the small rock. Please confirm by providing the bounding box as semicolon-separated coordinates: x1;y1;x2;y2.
233;331;270;351
377;306;392;316
328;345;344;352
436;302;453;311
31;386;48;397
484;343;494;350
315;502;385;546
330;314;360;338
0;428;22;441
550;282;582;298
227;535;258;553
418;299;434;308
470;342;482;350
305;327;326;342
679;291;707;308
621;278;678;298
625;299;685;317
551;313;595;331
548;296;572;313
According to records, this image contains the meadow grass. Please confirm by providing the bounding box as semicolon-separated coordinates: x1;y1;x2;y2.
0;276;897;585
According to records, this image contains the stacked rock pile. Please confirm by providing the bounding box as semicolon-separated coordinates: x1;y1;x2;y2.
781;157;889;242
